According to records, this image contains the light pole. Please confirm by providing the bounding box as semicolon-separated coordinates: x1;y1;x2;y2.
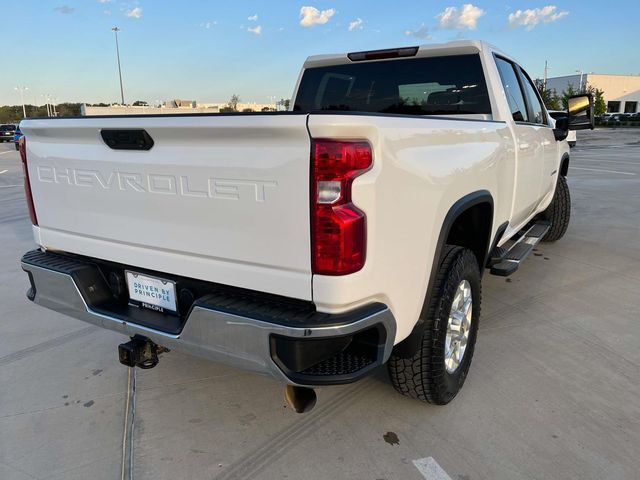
15;86;28;118
112;27;125;105
41;94;51;117
543;61;551;90
575;69;584;92
267;95;277;110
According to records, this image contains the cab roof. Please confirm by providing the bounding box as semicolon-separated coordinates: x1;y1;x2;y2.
303;40;513;69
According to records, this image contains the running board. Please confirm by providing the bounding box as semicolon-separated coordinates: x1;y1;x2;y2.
489;221;550;277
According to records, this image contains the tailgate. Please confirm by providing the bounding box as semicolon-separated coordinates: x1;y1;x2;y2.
21;114;312;300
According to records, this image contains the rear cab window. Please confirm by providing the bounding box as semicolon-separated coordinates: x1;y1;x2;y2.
294;54;492;117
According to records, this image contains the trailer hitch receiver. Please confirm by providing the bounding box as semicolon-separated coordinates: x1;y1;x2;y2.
118;335;160;369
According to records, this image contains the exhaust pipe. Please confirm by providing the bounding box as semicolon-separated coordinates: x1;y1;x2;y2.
284;385;317;414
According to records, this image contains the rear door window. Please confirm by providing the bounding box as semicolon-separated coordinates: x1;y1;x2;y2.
294;54;492;116
495;57;528;122
517;67;547;125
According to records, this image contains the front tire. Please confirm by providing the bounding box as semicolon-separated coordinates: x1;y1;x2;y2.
388;246;481;405
541;175;571;242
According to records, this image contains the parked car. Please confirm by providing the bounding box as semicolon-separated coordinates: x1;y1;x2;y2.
548;110;577;147
13;127;23;150
0;124;16;142
19;40;593;411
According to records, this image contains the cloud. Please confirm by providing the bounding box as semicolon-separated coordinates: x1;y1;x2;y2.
508;6;569;30
104;9;112;15
126;7;142;18
247;25;262;35
300;6;336;27
436;4;485;29
200;21;217;29
405;24;431;39
53;5;74;14
98;0;112;3
248;14;258;21
348;18;363;31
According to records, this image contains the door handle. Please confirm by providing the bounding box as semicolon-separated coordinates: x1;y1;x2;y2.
518;142;530;150
101;129;154;150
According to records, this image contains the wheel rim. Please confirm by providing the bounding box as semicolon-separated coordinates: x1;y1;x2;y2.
445;279;472;374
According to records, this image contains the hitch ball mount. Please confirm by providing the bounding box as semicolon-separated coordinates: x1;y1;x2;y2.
118;335;168;369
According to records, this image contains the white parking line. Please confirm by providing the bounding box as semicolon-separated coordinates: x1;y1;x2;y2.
413;457;452;480
0;150;13;155
0;184;22;188
0;169;7;175
572;167;636;176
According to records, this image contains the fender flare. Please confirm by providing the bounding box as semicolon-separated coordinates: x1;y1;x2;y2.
392;190;494;358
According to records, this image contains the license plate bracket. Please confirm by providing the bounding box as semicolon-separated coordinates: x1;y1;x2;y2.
125;271;178;314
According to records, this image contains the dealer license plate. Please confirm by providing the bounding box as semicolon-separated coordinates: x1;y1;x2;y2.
126;271;177;313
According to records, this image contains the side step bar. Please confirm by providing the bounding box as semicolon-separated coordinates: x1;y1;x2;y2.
489;221;550;277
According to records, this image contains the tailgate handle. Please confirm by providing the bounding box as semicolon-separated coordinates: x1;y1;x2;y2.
101;129;154;151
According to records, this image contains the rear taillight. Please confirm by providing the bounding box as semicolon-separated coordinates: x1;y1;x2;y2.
311;139;372;275
19;136;38;225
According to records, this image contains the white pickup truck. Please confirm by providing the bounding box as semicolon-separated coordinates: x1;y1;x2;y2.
19;41;593;411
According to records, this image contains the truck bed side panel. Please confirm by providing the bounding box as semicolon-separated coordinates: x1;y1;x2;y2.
308;114;515;342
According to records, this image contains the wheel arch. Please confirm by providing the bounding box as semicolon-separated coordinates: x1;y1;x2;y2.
392;190;494;358
560;153;570;177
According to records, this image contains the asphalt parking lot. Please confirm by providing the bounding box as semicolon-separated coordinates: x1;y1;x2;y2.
1;128;639;480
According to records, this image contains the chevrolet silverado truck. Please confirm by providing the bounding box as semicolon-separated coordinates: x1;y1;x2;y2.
19;41;593;411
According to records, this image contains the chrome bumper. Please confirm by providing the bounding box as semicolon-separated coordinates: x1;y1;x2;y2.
22;251;396;385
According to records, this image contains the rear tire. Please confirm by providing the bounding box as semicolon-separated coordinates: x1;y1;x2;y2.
388;246;481;405
541;175;571;242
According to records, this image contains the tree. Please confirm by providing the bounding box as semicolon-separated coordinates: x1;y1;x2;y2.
279;98;291;110
0;103;82;123
132;100;149;107
534;79;561;110
594;89;606;116
242;108;254;112
584;84;606;116
228;94;240;112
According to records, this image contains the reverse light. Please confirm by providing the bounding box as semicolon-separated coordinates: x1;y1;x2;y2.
19;136;38;225
311;139;372;275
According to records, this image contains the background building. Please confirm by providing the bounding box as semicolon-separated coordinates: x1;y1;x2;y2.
81;99;279;116
546;74;640;113
82;103;219;116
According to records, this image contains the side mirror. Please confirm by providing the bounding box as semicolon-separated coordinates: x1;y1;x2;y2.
553;116;569;141
567;94;595;130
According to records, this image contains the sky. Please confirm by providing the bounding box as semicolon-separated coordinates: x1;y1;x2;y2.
1;0;639;106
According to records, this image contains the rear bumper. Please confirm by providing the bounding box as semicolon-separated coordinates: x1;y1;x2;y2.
21;250;396;386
